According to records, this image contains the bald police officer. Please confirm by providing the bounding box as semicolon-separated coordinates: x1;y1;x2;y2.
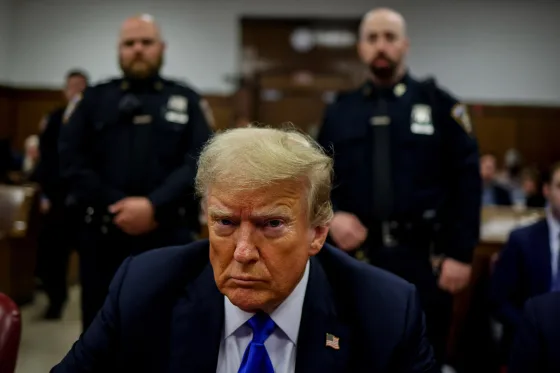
317;8;481;367
59;15;213;331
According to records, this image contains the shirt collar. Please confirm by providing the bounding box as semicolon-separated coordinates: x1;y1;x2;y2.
223;260;310;344
547;207;560;238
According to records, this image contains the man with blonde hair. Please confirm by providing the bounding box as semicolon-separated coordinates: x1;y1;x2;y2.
53;126;437;373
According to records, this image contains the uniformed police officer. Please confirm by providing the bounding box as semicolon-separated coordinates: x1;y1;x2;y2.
33;69;88;319
59;14;214;331
317;8;481;367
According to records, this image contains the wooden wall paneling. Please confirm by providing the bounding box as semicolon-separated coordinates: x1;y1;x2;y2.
258;92;326;132
472;117;518;159
470;105;560;170
203;94;234;131
257;71;353;133
13;89;63;151
517;118;560;168
242;18;361;73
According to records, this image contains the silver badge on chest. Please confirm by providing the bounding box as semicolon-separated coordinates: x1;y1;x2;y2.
165;95;189;124
410;104;434;135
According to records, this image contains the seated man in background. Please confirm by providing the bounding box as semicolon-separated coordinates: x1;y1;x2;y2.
520;167;546;208
509;292;560;373
489;161;560;364
52;127;437;373
481;153;512;206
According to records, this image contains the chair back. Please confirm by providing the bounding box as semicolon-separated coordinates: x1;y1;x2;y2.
0;293;21;373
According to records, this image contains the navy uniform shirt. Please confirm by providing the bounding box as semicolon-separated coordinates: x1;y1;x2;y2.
317;73;481;263
59;76;213;229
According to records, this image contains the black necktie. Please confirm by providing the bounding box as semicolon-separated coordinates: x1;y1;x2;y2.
371;94;394;221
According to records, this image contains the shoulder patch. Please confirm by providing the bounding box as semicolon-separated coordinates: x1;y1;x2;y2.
451;103;472;134
199;99;215;130
63;93;83;124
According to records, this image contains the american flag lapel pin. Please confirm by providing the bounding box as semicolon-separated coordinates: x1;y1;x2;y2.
325;333;340;350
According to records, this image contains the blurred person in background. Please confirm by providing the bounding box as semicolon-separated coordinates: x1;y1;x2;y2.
317;7;481;368
497;148;525;205
33;69;89;319
509;292;560;373
22;134;40;179
480;153;512;207
58;14;213;331
490;161;560;368
520;167;546;208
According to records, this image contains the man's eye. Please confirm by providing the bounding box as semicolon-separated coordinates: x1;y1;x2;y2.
265;220;283;228
219;219;233;226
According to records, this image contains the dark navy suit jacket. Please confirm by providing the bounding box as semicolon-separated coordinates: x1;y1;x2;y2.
509;292;560;373
490;219;552;330
51;240;437;373
489;218;552;359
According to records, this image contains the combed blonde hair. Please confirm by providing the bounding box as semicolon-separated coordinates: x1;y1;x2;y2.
195;125;334;227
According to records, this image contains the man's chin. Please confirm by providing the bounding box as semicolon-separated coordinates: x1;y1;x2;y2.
123;66;156;80
225;287;274;313
369;66;396;81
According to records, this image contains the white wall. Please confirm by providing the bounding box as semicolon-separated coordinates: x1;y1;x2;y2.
0;0;13;83
7;0;560;104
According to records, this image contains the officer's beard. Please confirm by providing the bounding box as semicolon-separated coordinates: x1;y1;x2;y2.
369;55;398;82
120;55;164;81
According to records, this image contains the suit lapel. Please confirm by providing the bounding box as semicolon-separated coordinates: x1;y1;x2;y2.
533;219;552;292
295;257;351;373
168;264;224;373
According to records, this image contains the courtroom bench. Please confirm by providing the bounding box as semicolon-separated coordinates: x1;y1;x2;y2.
0;184;40;305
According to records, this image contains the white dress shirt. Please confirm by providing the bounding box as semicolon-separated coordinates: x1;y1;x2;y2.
547;208;560;280
216;260;310;373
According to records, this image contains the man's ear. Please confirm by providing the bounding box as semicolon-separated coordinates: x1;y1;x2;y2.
309;225;329;256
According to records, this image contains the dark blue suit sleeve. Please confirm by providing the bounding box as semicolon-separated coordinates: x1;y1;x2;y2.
50;257;132;372
147;96;212;222
508;297;543;373
59;89;127;206
398;286;439;373
438;93;481;263
489;231;524;329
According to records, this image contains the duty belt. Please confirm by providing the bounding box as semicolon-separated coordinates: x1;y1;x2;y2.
354;220;435;263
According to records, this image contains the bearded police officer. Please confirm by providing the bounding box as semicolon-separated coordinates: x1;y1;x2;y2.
317;8;481;367
59;14;213;331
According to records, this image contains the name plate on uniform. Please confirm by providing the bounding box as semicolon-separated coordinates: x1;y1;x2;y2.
411;122;434;135
165;111;189;124
133;115;152;125
370;116;391;126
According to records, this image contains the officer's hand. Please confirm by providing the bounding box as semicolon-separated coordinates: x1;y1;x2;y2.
438;258;472;294
329;211;368;251
110;197;158;236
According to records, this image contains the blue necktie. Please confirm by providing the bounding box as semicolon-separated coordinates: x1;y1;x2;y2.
238;312;276;373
